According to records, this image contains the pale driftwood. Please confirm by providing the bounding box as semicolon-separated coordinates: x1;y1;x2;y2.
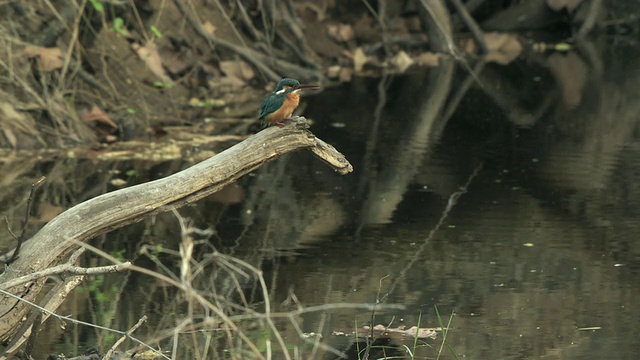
0;117;352;342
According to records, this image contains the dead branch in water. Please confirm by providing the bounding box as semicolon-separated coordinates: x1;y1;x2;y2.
0;117;352;344
6;176;46;265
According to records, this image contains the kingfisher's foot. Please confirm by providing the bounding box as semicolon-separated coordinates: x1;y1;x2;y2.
275;120;286;126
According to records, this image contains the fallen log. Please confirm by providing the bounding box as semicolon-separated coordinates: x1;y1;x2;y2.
0;117;352;347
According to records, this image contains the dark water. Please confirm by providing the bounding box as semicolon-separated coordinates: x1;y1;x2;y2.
3;39;640;359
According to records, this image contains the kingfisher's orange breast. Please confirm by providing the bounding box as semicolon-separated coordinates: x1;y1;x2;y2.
266;93;300;123
283;92;300;116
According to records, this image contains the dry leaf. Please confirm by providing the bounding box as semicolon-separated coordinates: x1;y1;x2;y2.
23;45;63;72
0;101;27;123
483;32;523;65
158;46;193;75
202;21;216;36
220;60;255;86
416;52;441;66
0;101;38;135
220;60;254;80
132;42;172;84
390;50;414;73
546;0;583;12
83;105;118;129
327;23;355;42
353;48;368;72
327;65;342;79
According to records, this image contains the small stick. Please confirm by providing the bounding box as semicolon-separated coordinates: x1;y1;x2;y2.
3;216;18;239
104;315;148;359
8;176;46;265
449;0;489;54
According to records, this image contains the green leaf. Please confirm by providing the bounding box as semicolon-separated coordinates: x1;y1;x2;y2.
89;0;104;12
554;43;572;52
153;81;173;88
88;275;105;292
96;292;109;303
104;333;117;345
150;25;163;38
111;249;126;261
113;17;127;36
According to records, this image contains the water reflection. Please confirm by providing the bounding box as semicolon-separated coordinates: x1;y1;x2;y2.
254;41;640;358
2;40;640;359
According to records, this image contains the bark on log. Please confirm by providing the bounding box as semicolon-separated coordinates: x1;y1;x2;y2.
0;117;352;342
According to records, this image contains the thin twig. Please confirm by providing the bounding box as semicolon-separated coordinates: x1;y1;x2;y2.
174;0;323;81
172;0;279;81
68;247;86;264
362;0;390;56
67;239;267;359
8;176;46;265
288;298;339;359
228;302;406;321
355;75;390;221
211;0;247;47
449;0;488;54
452;0;486;30
4;216;18;240
236;0;265;42
217;253;292;360
380;163;484;302
104;315;148;359
275;1;320;68
362;274;391;360
441;60;486;123
577;0;603;37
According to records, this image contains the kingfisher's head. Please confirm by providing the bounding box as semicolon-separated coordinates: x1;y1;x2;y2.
274;78;301;93
273;78;320;95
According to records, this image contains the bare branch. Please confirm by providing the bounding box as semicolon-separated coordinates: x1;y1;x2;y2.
7;176;46;265
3;216;18;240
104;315;148;359
0;262;132;291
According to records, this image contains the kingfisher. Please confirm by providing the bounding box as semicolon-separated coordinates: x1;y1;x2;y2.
259;78;319;128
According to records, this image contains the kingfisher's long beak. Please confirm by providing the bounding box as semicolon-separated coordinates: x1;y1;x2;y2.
294;84;320;91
